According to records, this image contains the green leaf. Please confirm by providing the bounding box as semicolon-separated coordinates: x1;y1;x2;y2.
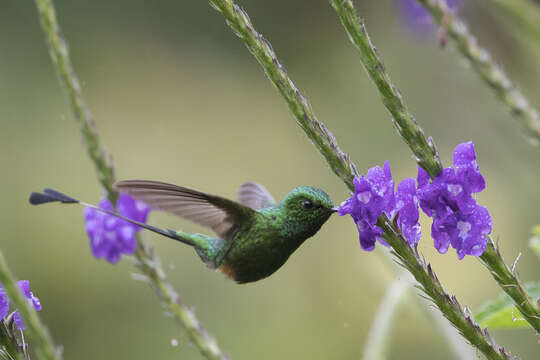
476;282;540;329
530;235;540;259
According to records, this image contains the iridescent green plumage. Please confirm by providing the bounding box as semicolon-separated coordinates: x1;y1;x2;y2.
115;181;335;283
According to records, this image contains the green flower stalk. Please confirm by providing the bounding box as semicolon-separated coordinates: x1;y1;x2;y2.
331;0;540;334
33;0;227;359
416;0;540;145
0;252;60;360
209;0;511;358
34;0;116;204
479;239;540;333
329;0;443;178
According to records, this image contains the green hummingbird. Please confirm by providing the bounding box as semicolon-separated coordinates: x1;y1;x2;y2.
30;180;336;283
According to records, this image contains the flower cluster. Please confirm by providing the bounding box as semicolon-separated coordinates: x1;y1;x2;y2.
84;193;151;264
0;280;42;330
418;142;492;259
338;161;421;251
339;142;492;259
397;0;461;35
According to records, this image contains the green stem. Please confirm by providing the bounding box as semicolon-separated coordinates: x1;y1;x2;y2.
416;0;540;145
209;0;360;190
209;1;511;358
34;0;116;204
34;0;227;359
479;239;540;333
332;0;540;335
378;219;509;359
0;251;60;360
329;0;443;178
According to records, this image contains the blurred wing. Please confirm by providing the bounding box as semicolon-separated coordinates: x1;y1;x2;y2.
237;182;276;210
114;180;255;239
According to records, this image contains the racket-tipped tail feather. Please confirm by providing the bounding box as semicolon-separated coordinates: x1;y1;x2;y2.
28;188;194;246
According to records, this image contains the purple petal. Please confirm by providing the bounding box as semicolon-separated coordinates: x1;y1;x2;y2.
457;166;486;194
356;219;383;252
417;166;430;188
459;205;491;258
0;287;9;320
396;178;422;246
337;198;355;216
402;223;422;247
117;193;151;230
17;280;41;311
383;160;392;182
396;178;419;225
417;179;448;217
13;311;24;330
83;193;150;264
453;142;477;169
431;214;455;254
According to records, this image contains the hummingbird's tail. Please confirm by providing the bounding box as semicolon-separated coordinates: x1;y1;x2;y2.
29;188;195;246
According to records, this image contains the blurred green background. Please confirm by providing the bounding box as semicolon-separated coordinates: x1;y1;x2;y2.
1;0;539;358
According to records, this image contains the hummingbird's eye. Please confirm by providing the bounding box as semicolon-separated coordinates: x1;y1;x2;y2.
302;200;314;210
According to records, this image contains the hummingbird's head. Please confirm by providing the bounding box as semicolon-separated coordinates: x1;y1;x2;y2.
280;186;336;240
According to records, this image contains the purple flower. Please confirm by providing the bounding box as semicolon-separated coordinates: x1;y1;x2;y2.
0;286;9;320
418;141;492;259
431;204;492;259
13;312;24;331
417;142;485;217
338;161;396;251
339;141;490;259
17;281;41;312
397;0;461;35
395;178;422;246
0;281;42;330
84;193;150;264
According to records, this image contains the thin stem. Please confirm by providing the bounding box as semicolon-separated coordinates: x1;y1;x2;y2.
0;252;60;360
368;268;478;360
330;0;443;178
363;271;409;360
416;0;540;145
34;0;116;204
332;0;540;335
209;0;360;190
34;0;227;359
209;1;511;358
479;239;540;332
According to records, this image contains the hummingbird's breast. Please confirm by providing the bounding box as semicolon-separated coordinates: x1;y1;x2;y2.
219;210;300;283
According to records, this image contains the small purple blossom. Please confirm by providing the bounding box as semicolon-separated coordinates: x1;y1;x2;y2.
0;280;42;330
0;286;9;320
338;161;397;251
431;204;492;259
354;219;384;252
84;193;150;264
17;281;41;312
395;178;422;246
397;0;461;35
417;142;485;218
418;141;492;258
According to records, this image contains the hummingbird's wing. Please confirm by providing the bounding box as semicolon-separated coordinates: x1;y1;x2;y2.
114;180;256;239
237;182;276;210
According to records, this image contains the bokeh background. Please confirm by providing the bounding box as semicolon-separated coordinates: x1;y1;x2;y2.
1;0;539;358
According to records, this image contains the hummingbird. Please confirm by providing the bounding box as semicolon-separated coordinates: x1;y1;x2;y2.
29;180;337;283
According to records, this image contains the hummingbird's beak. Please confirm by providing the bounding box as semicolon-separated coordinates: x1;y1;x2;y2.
331;206;339;213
